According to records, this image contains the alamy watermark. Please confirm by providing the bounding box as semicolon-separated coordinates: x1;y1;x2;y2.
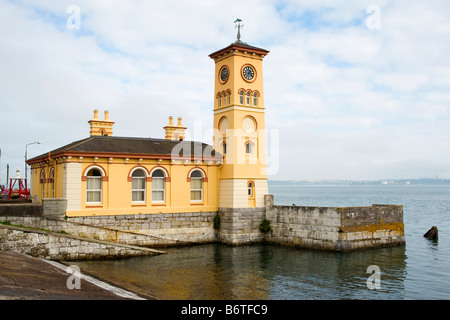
366;5;381;30
66;265;81;290
366;265;381;290
66;5;81;30
169;123;280;176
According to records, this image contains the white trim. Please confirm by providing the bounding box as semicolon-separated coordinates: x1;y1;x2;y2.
42;260;146;300
214;105;265;115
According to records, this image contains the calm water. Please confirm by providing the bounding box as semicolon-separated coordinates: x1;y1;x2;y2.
73;183;450;300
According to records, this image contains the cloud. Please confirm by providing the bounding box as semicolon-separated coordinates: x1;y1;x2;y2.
1;0;449;183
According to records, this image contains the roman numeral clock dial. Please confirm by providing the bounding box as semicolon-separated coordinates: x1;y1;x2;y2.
242;65;255;81
220;67;229;82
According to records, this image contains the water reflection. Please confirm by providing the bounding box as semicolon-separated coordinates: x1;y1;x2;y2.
74;244;407;300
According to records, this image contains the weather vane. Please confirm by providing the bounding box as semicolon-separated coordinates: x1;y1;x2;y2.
234;18;243;42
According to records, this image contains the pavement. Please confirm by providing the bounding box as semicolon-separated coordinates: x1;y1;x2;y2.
0;250;150;300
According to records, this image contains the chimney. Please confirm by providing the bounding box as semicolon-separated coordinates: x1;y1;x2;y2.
164;116;187;141
88;109;115;136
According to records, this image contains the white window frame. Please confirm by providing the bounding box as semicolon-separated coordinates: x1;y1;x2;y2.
86;168;103;204
248;182;254;197
151;169;166;203
40;169;45;200
49;168;55;198
131;169;147;203
190;170;203;202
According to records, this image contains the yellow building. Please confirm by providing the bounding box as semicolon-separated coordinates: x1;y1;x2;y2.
27;28;270;217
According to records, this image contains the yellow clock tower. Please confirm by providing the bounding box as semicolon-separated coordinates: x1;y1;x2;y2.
209;19;270;209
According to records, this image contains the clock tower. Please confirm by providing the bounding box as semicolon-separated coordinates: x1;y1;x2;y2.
209;20;270;209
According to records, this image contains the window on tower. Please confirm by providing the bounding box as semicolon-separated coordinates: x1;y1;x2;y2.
248;181;254;197
240;90;244;104
245;141;253;154
246;91;251;105
253;92;258;106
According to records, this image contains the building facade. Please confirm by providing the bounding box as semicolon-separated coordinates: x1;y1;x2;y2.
27;36;270;218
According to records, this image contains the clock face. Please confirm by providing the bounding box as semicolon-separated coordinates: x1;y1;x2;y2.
242;65;255;81
220;66;229;83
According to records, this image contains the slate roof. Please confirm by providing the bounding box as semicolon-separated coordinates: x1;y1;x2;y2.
27;136;221;164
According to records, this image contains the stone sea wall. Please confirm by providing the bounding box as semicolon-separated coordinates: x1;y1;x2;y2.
264;195;405;251
0;224;164;261
0;196;405;259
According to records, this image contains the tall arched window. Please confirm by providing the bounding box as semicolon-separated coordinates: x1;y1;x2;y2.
190;170;203;201
239;90;244;104
246;91;251;105
248;181;254;197
227;91;231;105
223;142;227;155
40;169;45;200
86;168;102;203
131;169;146;202
218;93;222;107
151;169;165;203
49;168;55;198
253;92;258;106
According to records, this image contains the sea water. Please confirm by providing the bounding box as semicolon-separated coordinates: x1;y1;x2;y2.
73;182;450;300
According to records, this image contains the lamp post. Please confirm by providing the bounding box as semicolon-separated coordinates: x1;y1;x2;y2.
25;141;41;181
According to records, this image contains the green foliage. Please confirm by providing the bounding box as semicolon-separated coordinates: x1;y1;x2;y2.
213;214;221;230
259;219;272;234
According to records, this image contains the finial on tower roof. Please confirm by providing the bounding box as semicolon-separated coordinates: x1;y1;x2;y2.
234;18;243;42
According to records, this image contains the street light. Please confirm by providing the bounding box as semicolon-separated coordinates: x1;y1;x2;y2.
25;141;41;181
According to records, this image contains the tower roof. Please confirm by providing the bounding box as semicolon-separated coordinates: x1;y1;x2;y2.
209;40;269;60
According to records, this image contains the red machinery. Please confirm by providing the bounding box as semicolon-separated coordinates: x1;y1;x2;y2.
7;169;30;200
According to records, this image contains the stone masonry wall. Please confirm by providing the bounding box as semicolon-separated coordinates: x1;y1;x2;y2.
218;207;266;245
0;224;163;261
2;211;218;248
68;212;218;246
0;196;405;254
264;195;405;251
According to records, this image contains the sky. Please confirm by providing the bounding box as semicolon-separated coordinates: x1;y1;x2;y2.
1;0;450;183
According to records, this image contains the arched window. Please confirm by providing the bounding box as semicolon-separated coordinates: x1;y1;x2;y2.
223;142;227;155
248;182;254;197
227;91;231;105
151;169;165;203
40;169;45;200
239;90;244;105
245;141;253;154
49;168;55;198
246;91;251;105
218;93;222;107
253;92;258;106
223;94;226;107
86;168;102;203
131;169;146;202
190;170;203;201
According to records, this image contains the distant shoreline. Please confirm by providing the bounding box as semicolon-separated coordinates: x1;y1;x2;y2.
268;178;450;186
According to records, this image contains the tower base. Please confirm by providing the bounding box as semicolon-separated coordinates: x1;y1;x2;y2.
217;207;266;245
